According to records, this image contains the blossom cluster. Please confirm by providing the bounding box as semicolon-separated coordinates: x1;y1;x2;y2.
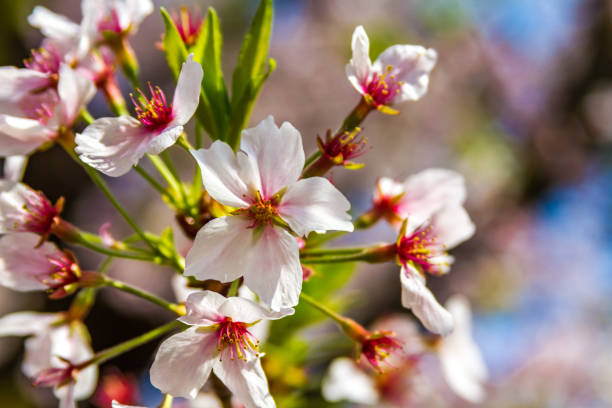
0;1;486;407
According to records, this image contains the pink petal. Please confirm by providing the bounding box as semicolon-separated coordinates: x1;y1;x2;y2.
242;225;302;311
0;232;58;291
172;54;203;126
399;168;467;220
345;25;371;95
430;204;475;249
179;290;227;326
400;266;454;336
191;142;251;208
0;114;54;156
278;177;354;237
184;217;255;283
218;295;294;324
57;64;95;126
322;357;379;404
240;116;304;199
0;311;59;337
150;327;217;399
213;357;276;408
372;44;437;103
75;116;150;177
27;6;80;42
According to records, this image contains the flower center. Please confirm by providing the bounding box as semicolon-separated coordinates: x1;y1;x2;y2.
98;9;123;34
216;317;259;361
234;191;279;228
16;191;60;235
396;224;448;275
361;332;402;371
42;252;81;291
130;84;174;130
24;45;61;75
318;128;368;165
363;66;402;106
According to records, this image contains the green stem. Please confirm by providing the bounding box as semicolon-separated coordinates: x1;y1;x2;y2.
303;151;322;169
148;155;186;207
77;320;184;370
299;293;351;330
62;144;158;253
227;279;241;297
300;252;374;264
80;109;95;125
103;277;183;314
73;230;158;261
134;165;176;205
195;121;204;149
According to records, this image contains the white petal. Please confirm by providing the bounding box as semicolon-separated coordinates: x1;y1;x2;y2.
218;296;294;324
375;177;404;199
0;311;59;337
75;116;150;177
145;125;183;155
242;226;302;311
179;290;227;326
0;67;51;105
171;274;199;303
213;357;275;408
278;177;353;237
345;26;371;95
400;266;454;336
191;143;251;208
27;6;80;41
3;155;28;181
0;180;28;233
399;168;467;220
373;45;437;103
53;322;96;401
439;295;488;403
57;64;95;126
430;204;475;249
240;117;304;199
322;357;379;405
0;115;53;156
185;217;253;283
0;232;58;291
172;54;203;126
125;0;154;29
150;327;217;399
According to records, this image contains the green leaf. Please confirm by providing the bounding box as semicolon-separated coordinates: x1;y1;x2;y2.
268;261;356;342
227;0;275;150
226;58;276;149
196;8;230;141
160;8;188;82
231;0;274;103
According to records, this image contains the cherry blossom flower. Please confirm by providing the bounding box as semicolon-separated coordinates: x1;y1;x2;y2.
0;62;95;157
371;168;467;228
0;311;97;407
29;0;153;59
186;116;354;310
0;232;90;298
75;55;203;177
0;181;62;237
436;295;488;403
395;205;475;335
346;26;437;112
150;291;293;407
322;358;380;405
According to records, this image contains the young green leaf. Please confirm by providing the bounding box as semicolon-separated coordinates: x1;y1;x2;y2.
160;8;188;82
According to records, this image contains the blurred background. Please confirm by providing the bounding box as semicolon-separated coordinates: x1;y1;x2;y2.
1;0;611;406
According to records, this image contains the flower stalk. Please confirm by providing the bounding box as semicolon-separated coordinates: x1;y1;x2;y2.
102;277;185;315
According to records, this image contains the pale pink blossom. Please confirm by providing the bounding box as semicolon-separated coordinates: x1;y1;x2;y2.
0;232;83;297
186;116;354;310
372;168;467;228
396;205;475;335
75;55;203;176
29;0;153;59
322;357;380;405
438;295;488;403
0;62;95;157
0;181;61;236
112;392;226;408
346;26;437;109
3;155;28;181
150;291;292;407
0;311;97;407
